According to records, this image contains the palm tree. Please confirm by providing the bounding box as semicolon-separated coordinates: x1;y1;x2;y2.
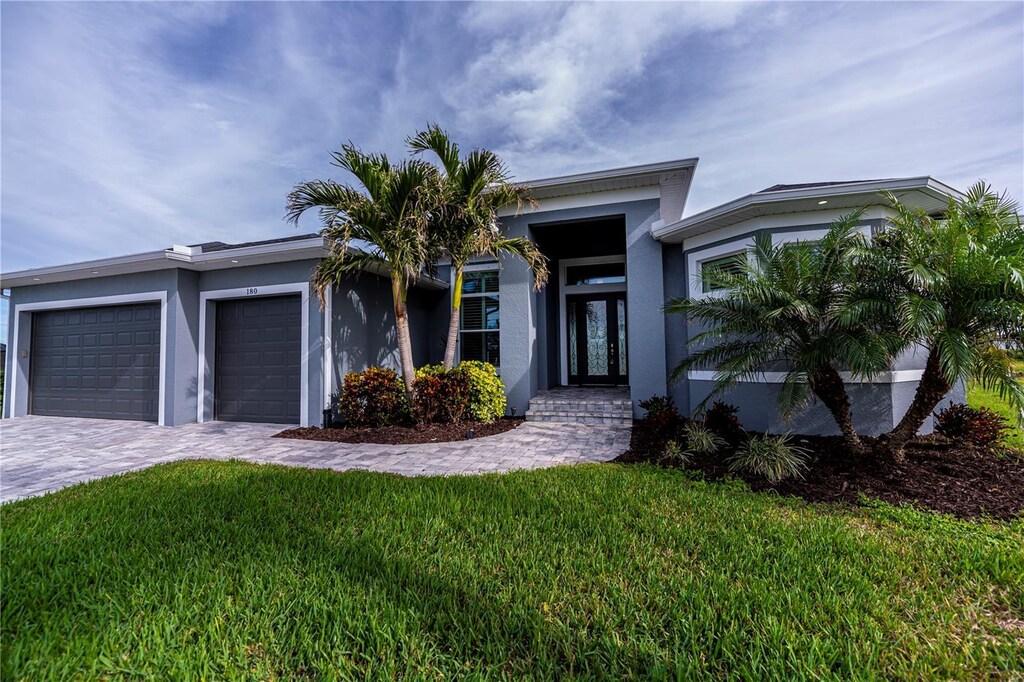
870;182;1024;461
407;124;549;369
285;143;440;398
667;213;901;455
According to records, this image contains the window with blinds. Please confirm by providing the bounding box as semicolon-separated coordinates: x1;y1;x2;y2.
459;270;499;366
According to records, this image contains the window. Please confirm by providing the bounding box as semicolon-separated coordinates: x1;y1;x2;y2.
700;253;747;293
565;262;626;286
784;240;822;257
459;270;499;366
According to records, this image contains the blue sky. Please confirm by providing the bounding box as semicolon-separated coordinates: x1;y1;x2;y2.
1;1;1022;337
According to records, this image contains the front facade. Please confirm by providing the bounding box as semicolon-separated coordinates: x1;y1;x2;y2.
1;160;965;434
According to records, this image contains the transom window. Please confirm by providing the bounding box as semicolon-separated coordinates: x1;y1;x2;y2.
700;253;747;293
565;262;626;286
459;270;499;366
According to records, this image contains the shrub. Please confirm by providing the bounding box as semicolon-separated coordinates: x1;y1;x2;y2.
703;401;745;444
935;403;1010;447
338;367;409;427
635;395;687;457
457;361;507;423
728;433;810;483
413;366;471;424
683;423;725;457
665;440;691;467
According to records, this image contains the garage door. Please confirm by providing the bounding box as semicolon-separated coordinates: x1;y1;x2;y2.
215;295;301;423
30;303;161;421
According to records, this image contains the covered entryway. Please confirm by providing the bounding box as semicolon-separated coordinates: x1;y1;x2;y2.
29;303;161;421
531;217;631;390
214;295;301;424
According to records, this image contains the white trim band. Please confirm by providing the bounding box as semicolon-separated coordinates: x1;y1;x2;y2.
686;369;926;384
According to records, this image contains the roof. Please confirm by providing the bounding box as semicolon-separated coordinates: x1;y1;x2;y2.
522;157;699;201
1;233;448;290
652;176;963;244
757;180;891;193
189;233;322;252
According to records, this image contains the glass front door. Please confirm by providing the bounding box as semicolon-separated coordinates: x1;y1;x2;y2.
567;293;628;385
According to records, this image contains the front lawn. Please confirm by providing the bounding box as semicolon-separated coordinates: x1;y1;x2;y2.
2;462;1022;679
968;358;1024;450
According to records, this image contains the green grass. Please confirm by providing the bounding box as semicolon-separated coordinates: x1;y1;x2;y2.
968;359;1024;449
2;462;1022;680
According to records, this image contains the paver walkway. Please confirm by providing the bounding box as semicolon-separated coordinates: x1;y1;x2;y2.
0;416;631;503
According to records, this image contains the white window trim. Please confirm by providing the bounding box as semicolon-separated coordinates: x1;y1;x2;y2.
197;282;312;427
687;243;754;300
558;255;627;385
8;292;170;425
454;263;500;368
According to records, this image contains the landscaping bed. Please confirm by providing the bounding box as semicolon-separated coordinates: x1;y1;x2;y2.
617;430;1024;521
275;417;523;445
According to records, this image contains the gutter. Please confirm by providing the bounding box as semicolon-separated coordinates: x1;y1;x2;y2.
652;176;963;242
1;236;448;290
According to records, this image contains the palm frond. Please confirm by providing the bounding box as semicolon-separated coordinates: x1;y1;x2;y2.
406;123;461;177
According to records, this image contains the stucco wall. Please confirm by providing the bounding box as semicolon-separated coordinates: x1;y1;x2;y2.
662;244;689;414
328;272;446;393
498;198;665;416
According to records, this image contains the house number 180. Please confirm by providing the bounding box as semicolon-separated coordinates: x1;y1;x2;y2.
246;287;258;295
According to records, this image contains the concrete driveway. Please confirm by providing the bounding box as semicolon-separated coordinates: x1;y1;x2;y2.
0;416;631;503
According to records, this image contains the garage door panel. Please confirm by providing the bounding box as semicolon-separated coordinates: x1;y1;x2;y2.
214;294;299;421
30;303;160;421
215;295;301;424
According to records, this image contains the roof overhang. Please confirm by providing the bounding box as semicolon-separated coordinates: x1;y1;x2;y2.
524;158;699;200
1;236;448;290
498;157;699;218
652;176;963;244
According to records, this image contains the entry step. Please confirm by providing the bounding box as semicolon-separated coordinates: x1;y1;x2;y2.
525;387;633;425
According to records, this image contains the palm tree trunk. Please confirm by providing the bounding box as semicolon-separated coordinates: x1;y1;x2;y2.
875;348;951;463
443;267;463;369
809;366;866;455
391;275;416;398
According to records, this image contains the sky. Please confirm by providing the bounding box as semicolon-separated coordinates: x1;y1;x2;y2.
1;1;1022;336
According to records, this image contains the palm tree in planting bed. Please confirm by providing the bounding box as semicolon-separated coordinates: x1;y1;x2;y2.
667;213;903;455
408;124;549;369
286;143;441;398
868;182;1024;461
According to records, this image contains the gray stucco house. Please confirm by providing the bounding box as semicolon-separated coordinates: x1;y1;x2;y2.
1;159;965;433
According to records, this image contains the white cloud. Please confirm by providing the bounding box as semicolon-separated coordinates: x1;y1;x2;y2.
457;2;1023;215
450;2;750;150
0;2;372;271
0;0;1020;283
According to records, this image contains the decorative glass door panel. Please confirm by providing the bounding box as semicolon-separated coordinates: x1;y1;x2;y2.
566;293;627;385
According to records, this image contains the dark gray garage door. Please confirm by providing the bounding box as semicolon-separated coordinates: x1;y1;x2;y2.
30;303;161;421
215;295;301;424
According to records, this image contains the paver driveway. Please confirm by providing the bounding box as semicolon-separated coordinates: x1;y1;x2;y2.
0;416;631;503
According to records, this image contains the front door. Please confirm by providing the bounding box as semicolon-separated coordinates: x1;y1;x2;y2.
567;293;628;385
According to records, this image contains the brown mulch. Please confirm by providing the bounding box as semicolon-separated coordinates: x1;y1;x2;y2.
274;418;524;445
616;428;1024;521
